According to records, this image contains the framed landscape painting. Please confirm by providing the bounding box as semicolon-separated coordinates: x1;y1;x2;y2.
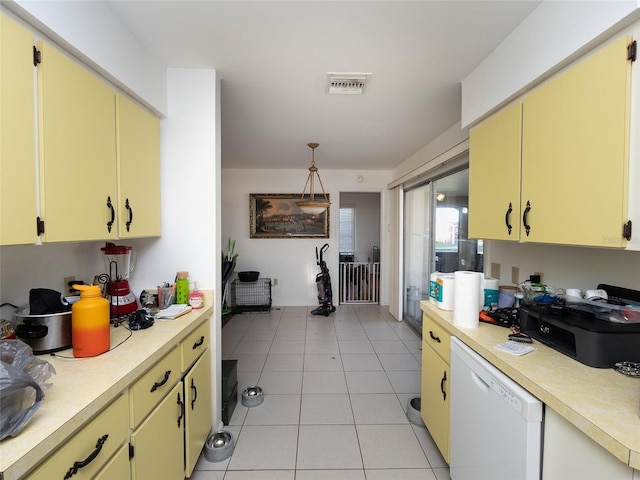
249;193;330;238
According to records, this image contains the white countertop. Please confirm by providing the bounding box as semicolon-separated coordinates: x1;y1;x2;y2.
0;292;213;480
420;300;640;470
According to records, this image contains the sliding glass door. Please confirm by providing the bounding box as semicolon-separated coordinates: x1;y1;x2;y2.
403;167;483;333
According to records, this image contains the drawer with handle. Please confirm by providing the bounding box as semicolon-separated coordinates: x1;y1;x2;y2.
181;319;210;372
129;345;180;428
423;312;452;364
26;394;128;480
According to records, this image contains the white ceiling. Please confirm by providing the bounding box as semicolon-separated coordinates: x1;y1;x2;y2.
105;1;540;171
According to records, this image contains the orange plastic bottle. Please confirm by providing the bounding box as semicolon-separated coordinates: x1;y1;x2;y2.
72;285;110;357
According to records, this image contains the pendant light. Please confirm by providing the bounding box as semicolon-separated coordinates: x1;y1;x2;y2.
296;142;331;214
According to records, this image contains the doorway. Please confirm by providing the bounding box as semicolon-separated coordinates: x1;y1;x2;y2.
338;192;381;304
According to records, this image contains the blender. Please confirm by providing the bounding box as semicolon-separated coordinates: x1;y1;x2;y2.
101;242;137;317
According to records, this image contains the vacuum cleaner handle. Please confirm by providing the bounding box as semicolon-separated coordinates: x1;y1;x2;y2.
318;243;329;265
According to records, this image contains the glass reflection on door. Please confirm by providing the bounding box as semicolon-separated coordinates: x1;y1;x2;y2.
403;183;432;333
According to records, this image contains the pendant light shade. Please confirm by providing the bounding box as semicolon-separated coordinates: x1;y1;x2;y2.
296;143;330;214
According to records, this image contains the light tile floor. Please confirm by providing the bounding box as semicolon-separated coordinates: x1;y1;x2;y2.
190;305;451;480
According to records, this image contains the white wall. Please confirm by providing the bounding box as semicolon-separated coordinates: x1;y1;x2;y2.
221;168;392;307
339;192;381;263
462;0;640;126
486;242;640;293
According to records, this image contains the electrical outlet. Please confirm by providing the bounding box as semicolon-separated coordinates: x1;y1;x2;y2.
490;262;501;279
273;278;279;286
511;267;520;285
63;276;76;296
534;271;544;283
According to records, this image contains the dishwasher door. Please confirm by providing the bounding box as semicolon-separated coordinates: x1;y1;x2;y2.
450;337;543;480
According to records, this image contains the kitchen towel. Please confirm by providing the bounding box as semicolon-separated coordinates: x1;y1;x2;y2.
453;271;482;328
430;273;456;311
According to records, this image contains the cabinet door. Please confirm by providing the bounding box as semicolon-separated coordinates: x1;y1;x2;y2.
469;101;522;241
116;94;161;238
93;444;130;480
184;349;212;477
421;342;450;464
0;13;38;245
522;36;632;247
38;41;117;242
130;382;185;480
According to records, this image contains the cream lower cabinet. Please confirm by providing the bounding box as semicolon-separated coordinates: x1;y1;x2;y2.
26;394;129;480
93;444;131;480
184;349;212;476
130;382;185;480
130;319;212;479
543;407;638;480
421;312;451;464
469;34;633;248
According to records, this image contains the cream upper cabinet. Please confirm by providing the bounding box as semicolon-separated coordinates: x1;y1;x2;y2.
522;35;632;247
469;34;633;248
38;41;117;242
116;94;161;238
0;13;38;245
468;101;522;241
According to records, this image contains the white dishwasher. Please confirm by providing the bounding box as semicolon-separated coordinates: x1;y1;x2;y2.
450;337;543;480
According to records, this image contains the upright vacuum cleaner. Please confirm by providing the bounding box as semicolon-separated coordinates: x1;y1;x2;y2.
311;243;336;316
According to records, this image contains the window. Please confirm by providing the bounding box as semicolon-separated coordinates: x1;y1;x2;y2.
339;207;355;253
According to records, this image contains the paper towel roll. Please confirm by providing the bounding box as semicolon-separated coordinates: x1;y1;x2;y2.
453;271;481;328
430;273;455;311
484;277;500;307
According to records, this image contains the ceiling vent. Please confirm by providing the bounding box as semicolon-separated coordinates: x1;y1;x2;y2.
326;72;371;95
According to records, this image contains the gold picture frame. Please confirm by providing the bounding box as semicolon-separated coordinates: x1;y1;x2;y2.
249;193;330;239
